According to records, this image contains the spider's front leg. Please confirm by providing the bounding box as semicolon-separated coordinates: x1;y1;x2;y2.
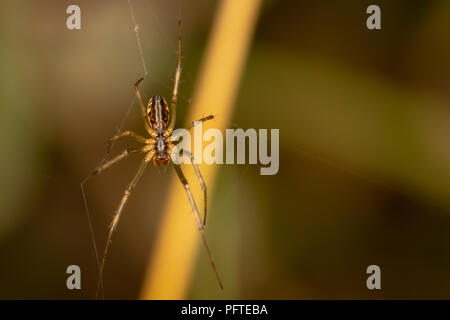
82;144;152;299
181;150;207;226
97;149;155;297
173;163;223;290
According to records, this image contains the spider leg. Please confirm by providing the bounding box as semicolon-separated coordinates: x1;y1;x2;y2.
173;164;223;290
134;78;157;137
185;115;215;131
164;20;182;137
96;150;155;299
89;145;151;179
106;130;152;153
168;115;215;142
81;145;151;299
182;150;207;226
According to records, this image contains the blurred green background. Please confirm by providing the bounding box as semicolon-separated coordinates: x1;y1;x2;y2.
1;0;450;299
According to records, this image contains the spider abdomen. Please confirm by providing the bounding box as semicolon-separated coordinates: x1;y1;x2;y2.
147;95;169;133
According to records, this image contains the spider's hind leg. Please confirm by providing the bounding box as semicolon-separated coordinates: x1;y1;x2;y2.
134;78;156;137
164;20;182;137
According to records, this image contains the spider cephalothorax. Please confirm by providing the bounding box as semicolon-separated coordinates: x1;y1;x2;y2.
154;135;170;165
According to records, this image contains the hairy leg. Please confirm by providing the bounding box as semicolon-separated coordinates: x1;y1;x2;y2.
96;151;154;298
174;164;223;289
106;130;152;153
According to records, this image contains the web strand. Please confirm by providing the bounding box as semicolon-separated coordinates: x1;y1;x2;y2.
81;177;104;299
80;0;151;299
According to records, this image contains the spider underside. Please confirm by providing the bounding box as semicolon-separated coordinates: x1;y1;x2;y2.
82;21;222;298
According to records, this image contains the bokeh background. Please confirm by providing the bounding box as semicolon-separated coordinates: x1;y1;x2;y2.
1;0;450;299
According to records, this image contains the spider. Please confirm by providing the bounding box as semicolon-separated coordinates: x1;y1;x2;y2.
82;21;222;298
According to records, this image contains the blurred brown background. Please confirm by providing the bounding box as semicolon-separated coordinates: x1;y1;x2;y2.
1;0;450;299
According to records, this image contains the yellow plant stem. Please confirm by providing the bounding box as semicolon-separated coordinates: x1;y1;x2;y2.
140;0;262;299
